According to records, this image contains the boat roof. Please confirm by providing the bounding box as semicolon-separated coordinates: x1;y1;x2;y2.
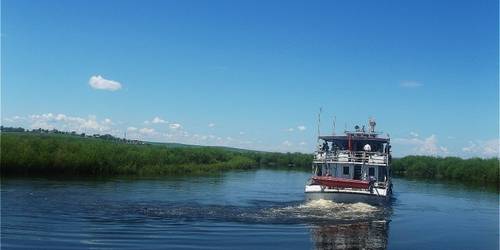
318;134;389;143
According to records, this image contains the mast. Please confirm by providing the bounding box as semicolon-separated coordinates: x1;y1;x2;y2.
317;107;322;143
332;115;336;135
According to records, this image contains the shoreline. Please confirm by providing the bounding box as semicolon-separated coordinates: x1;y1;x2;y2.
1;132;498;187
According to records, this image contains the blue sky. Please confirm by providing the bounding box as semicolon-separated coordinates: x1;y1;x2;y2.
2;0;498;157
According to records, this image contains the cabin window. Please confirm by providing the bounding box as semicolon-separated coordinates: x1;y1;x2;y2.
343;166;350;175
315;164;322;176
368;167;375;177
378;167;387;181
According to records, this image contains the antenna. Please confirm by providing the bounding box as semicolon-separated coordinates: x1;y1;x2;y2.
332;115;336;135
317;107;322;142
369;117;376;133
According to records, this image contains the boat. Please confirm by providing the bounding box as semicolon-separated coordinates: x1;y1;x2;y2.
305;118;393;205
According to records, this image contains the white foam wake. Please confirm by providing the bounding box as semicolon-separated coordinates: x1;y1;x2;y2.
264;199;380;221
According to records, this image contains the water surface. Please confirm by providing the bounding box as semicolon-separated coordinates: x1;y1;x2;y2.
2;169;498;249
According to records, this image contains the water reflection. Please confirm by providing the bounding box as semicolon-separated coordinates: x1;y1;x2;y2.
311;220;389;250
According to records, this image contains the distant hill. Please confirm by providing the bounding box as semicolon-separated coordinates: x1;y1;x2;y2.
148;141;262;153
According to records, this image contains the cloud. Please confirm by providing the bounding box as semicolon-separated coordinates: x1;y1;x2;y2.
400;80;423;88
287;125;306;132
127;126;138;131
24;113;116;135
462;139;499;158
169;123;182;130
139;127;155;135
103;118;113;125
2;115;25;123
5;113;312;153
89;75;122;91
410;131;419;137
152;116;168;124
393;134;448;156
208;123;215;128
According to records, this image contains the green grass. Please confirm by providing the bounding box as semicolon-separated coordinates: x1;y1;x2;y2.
2;132;498;186
392;155;499;185
0;132;312;176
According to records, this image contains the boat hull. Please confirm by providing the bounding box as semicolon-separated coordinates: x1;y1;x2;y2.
305;185;391;206
305;191;389;206
312;176;371;189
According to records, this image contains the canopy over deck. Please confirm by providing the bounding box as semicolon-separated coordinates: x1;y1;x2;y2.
318;135;390;143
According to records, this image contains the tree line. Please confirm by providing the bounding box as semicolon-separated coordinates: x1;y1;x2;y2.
0;126;145;144
0;132;312;176
1;129;497;185
392;155;498;184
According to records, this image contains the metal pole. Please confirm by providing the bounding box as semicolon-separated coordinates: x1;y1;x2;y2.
317;107;322;143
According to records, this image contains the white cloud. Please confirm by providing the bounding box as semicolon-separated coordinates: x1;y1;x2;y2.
103;118;113;125
462;139;499;158
3;115;25;123
26;113;116;135
152;116;168;124
287;125;306;132
6;113;313;152
127;126;138;131
400;80;423;88
169;123;182;130
410;131;419;137
139;127;155;135
208;123;215;128
89;75;122;91
393;134;448;156
299;141;307;146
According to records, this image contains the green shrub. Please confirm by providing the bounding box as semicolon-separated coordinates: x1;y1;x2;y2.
0;132;312;176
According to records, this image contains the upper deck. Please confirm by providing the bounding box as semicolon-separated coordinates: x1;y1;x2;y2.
314;122;391;166
313;150;390;166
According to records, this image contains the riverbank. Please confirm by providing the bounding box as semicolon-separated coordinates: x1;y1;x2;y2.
1;132;311;176
392;155;499;185
2;132;498;186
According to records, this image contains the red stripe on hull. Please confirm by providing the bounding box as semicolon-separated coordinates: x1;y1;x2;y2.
312;176;370;189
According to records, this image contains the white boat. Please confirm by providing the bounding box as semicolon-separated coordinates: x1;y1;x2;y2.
305;118;393;205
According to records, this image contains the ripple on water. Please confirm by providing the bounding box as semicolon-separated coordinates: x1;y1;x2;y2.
122;199;389;225
263;199;385;223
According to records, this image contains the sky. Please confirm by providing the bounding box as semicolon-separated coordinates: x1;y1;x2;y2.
1;0;498;157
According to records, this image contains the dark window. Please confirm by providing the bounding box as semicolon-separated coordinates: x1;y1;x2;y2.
369;167;375;177
343;166;350;175
378;167;387;181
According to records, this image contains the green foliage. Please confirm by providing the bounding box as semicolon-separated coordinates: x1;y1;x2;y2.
0;133;312;176
392;156;499;184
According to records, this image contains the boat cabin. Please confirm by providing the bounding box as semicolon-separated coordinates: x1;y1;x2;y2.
312;128;391;184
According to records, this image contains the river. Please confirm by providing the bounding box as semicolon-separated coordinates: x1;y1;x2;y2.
1;169;498;249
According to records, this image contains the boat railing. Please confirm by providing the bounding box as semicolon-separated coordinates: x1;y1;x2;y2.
314;150;389;165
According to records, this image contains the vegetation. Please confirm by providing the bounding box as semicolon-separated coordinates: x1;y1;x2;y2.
392;156;499;184
0;132;312;176
2;128;498;186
